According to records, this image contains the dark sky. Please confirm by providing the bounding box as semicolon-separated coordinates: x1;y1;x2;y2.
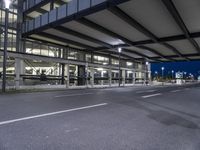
151;61;200;78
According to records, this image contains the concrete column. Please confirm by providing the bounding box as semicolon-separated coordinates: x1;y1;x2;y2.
132;70;136;85
101;71;104;85
78;65;86;86
15;59;25;89
108;69;112;87
122;69;126;86
148;64;152;83
85;63;89;88
90;67;94;88
61;63;65;85
65;64;70;88
62;49;68;59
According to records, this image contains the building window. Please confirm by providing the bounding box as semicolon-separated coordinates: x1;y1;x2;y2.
111;59;119;65
93;55;109;65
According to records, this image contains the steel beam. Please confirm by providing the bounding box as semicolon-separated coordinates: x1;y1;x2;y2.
77;18;164;61
113;31;200;47
54;26;113;48
137;46;175;61
38;32;95;50
23;0;130;36
24;0;51;15
108;6;189;60
162;0;200;54
122;48;161;62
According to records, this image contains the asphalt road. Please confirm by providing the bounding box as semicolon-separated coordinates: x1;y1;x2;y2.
0;83;200;150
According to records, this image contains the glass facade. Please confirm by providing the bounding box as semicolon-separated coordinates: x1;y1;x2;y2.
0;5;17;52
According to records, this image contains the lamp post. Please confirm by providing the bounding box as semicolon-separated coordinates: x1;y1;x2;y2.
155;71;158;80
184;72;187;79
118;47;122;87
2;0;10;92
171;70;174;79
145;61;149;85
161;67;165;85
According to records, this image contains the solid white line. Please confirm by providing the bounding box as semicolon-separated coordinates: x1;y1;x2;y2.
142;93;162;98
54;93;94;98
0;103;108;126
171;90;181;93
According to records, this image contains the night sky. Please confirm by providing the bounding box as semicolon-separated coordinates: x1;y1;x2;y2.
151;61;200;78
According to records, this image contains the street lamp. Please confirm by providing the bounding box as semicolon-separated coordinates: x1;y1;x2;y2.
145;61;149;84
155;71;158;80
118;47;122;87
171;70;174;79
2;0;10;92
184;72;187;78
161;67;165;85
161;67;165;77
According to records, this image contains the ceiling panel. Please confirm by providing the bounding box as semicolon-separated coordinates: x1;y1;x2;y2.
173;0;200;33
44;29;101;47
62;21;124;45
126;47;158;57
194;38;200;46
167;40;197;54
109;49;142;58
145;43;176;55
119;0;183;38
157;58;169;62
41;3;50;11
28;11;41;18
86;10;150;41
30;34;83;49
174;57;186;61
188;56;200;60
123;52;143;59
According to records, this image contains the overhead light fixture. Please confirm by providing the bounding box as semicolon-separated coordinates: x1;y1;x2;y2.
118;47;122;53
4;0;11;9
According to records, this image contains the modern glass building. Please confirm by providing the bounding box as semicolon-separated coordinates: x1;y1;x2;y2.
0;0;151;89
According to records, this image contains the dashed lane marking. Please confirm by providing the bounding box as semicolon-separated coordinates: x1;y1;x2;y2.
170;90;181;93
142;93;162;99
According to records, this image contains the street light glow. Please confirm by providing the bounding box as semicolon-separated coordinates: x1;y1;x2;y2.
172;70;174;73
4;0;11;9
146;61;149;65
161;67;165;70
118;47;122;53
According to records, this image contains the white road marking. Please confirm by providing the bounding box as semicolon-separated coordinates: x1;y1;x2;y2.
0;103;108;126
54;93;94;98
142;93;162;98
171;90;181;93
136;90;157;94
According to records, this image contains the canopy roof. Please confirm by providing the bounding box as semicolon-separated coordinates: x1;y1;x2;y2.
23;0;200;62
